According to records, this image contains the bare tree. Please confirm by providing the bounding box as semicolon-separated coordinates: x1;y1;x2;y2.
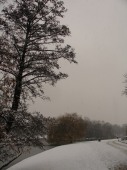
47;113;86;145
0;0;6;3
0;0;76;168
0;0;76;132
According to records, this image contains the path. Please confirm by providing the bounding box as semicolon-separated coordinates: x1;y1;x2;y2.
7;140;127;170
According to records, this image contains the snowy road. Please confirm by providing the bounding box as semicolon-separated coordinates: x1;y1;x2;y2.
7;140;127;170
107;140;127;155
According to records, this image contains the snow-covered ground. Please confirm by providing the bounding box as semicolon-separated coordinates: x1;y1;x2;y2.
7;140;127;170
121;140;127;144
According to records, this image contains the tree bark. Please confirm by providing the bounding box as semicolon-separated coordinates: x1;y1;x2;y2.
6;22;30;133
11;72;23;111
6;71;23;133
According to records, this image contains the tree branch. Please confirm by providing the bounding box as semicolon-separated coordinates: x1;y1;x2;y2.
0;114;7;123
0;67;16;77
0;152;22;170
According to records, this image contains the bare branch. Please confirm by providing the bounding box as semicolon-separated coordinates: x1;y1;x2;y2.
0;67;16;77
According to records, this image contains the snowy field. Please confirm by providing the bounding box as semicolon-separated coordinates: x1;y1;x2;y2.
7;140;127;170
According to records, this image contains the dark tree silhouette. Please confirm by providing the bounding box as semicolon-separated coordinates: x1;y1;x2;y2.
0;0;76;132
0;0;76;168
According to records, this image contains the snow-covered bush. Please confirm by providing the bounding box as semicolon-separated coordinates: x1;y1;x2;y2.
0;108;51;169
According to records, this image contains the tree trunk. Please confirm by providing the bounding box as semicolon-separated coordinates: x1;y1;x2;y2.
11;72;23;111
6;22;30;133
6;71;23;133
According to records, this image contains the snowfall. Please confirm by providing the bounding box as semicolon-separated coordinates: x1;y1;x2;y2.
7;139;127;170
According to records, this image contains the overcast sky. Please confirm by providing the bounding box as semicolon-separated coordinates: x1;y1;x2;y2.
30;0;127;125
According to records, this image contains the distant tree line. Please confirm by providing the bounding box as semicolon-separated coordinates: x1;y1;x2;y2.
84;118;126;140
47;113;126;145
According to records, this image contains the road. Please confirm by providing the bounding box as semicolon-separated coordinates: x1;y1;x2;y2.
107;139;127;155
7;140;127;170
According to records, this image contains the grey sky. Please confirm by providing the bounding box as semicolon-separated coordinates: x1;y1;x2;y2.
30;0;127;125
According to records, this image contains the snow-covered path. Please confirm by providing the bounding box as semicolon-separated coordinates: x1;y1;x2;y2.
7;140;127;170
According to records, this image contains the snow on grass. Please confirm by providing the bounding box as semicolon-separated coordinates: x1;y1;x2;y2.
7;140;127;170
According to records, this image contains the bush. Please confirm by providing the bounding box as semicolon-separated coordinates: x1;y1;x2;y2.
0;109;51;169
